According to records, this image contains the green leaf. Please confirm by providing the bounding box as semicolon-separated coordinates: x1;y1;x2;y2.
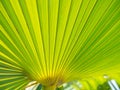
0;0;120;89
36;84;42;90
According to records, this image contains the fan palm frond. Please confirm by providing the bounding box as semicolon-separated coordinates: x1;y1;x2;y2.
0;0;120;89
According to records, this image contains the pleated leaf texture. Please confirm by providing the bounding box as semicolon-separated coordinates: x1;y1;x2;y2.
0;0;120;90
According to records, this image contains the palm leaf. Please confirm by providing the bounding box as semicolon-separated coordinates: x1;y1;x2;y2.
0;0;120;89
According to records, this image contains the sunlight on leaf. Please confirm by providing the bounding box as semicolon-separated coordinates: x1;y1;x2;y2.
0;0;120;89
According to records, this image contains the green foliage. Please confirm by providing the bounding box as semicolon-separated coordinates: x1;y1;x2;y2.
36;84;42;90
97;82;111;90
0;0;120;89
